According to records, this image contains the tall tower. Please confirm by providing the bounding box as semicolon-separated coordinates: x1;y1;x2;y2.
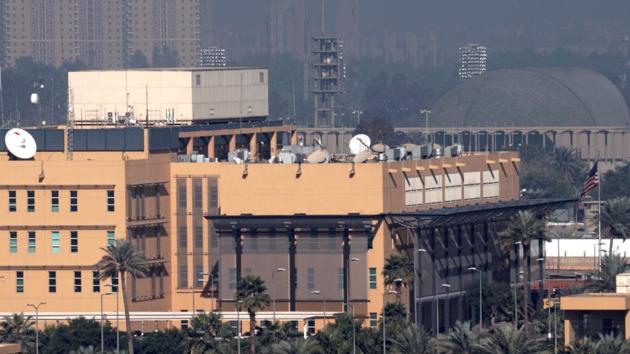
312;36;344;127
458;43;487;81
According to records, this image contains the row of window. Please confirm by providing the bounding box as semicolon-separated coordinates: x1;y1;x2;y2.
7;190;115;213
8;231;115;254
15;271;117;294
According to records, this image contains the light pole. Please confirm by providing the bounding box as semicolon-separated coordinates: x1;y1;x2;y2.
310;290;327;327
468;267;483;328
514;241;522;328
236;299;243;354
272;267;287;322
348;304;357;354
438;283;451;334
536;257;552;342
352;110;363;127
26;302;45;354
105;284;120;353
382;289;399;354
100;292;114;353
420;109;431;143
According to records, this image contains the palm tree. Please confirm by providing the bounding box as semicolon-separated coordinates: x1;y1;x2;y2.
438;321;487;354
478;322;547;354
588;254;630;293
592;334;630;354
271;338;322;354
501;211;546;327
0;313;35;349
96;239;148;354
382;253;414;303
389;324;434;354
550;147;587;187
235;275;271;354
567;337;596;354
601;197;630;255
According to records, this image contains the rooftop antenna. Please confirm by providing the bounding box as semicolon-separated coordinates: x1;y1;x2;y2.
321;0;325;34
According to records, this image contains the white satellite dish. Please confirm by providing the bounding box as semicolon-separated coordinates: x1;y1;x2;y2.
349;134;371;155
306;150;330;164
5;128;37;159
30;93;39;105
352;150;371;163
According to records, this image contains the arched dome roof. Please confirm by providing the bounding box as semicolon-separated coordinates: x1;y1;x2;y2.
431;67;630;128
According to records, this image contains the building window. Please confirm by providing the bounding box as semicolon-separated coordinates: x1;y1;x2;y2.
369;268;377;289
27;191;35;212
425;174;443;204
259;72;265;83
338;268;344;290
8;190;16;212
16;271;24;293
111;273;119;293
70;231;78;253
463;172;482;199
74;271;82;292
107;190;115;212
70;190;78;212
195;74;201;86
107;231;115;247
51;231;60;254
51;190;59;212
369;313;378;328
483;170;500;198
444;173;463;202
307;320;315;334
93;271;100;292
28;231;36;254
49;271;57;293
404;177;423;206
307;268;316;290
9;232;17;253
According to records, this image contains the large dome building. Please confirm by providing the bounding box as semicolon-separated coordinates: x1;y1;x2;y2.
402;67;630;162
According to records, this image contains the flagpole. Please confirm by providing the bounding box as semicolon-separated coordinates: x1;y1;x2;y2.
597;157;602;270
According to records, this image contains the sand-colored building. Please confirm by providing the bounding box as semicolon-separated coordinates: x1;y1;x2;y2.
0;124;570;334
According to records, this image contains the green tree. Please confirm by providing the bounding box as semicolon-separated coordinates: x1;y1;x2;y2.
96;239;149;354
602;163;630;200
438;321;487;354
315;313;362;354
40;317;119;354
136;329;186;354
588;255;630;293
271;338;322;354
389;324;434;354
258;320;288;349
592;334;630;354
235;275;271;354
187;312;235;353
382;253;414;304
463;280;519;325
501;211;547;328
0;313;34;350
601;197;630;255
478;322;547;354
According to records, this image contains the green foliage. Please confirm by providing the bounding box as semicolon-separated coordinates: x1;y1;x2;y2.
187;312;236;354
437;321;487;354
602;163;630;200
353;117;402;147
40;317;120;354
601;197;630;254
0;313;35;351
587;254;630;293
235;275;272;354
568;334;630;354
463;280;519;325
389;324;434;354
519;146;587;199
382;253;414;287
314;312;363;354
478;322;548;354
271;338;322;354
383;302;407;324
135;329;186;354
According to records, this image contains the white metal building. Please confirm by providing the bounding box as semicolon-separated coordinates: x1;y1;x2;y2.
68;68;269;124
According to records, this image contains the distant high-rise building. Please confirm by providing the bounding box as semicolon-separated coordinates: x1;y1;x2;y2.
458;43;487;81
269;0;306;59
335;0;360;60
199;47;227;67
312;36;344;127
1;0;208;68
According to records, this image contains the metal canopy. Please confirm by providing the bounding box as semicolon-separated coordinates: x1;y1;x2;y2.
205;198;576;232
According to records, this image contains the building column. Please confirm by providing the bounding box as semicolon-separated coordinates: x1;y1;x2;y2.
564;317;575;349
234;228;242;286
414;226;422;327
343;227;350;312
249;133;258;160
624;310;630;340
270;132;278;157
443;226;450;330
228;134;237;153
290;130;298;145
457;225;464;322
186;137;194;155
288;228;297;312
207;136;216;159
431;227;437;336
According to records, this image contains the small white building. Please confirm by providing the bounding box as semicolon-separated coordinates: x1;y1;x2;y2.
68;68;269;124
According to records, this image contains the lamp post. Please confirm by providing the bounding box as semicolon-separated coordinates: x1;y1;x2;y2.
382;289;399;354
236;299;243;354
514;241;522;328
100;292;114;353
310;290;327;327
420;109;431;143
468;267;483;328
105;284;120;353
26;302;45;354
438;283;451;334
536;257;552;342
272;267;287;322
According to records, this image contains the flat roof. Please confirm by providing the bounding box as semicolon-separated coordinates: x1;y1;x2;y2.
70;67;267;73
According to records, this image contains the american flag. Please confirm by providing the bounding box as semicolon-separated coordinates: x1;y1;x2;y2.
581;161;599;197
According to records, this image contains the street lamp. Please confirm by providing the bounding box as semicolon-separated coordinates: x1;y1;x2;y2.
310;290;327;327
382;290;399;354
236;299;244;354
26;302;45;354
100;292;114;353
272;267;287;322
438;283;451;335
514;241;522;328
536;257;552;342
105;284;120;353
468;267;483;329
419;109;431;143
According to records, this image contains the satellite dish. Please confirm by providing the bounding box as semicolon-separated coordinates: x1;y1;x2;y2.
349;134;371;155
352;150;371;163
306;150;330;164
5;128;37;159
371;143;388;153
30;93;39;104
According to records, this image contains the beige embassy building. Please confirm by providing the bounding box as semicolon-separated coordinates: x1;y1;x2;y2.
0;124;569;334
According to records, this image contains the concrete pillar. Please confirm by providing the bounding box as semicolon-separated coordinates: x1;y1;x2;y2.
186;137;194;155
228;134;237;153
249;133;258;160
290;130;298;145
270;132;278;157
625;310;630;340
207;136;216;159
564;318;575;349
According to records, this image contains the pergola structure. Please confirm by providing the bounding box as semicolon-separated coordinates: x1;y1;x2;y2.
206;197;576;333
